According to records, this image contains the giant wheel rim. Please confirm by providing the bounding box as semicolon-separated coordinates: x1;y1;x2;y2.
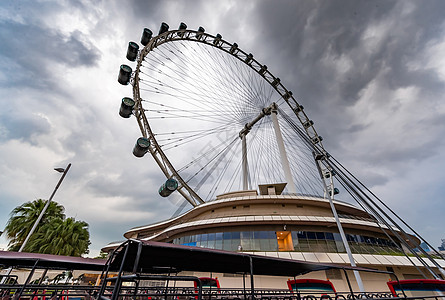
131;28;327;207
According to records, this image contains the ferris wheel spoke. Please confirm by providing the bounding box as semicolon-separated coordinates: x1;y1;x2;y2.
160;125;237;151
123;25;327;206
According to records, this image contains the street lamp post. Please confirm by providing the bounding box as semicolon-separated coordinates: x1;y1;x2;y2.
18;163;71;252
0;163;71;283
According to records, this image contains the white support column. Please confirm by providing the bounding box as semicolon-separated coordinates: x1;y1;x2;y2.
241;133;249;190
314;156;365;293
325;166;365;293
270;103;296;194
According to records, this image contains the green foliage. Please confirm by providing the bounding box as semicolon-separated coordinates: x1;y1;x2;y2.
3;199;90;256
25;217;90;256
3;199;65;251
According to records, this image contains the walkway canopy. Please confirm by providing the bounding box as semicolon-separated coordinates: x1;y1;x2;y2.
0;251;106;271
108;239;384;276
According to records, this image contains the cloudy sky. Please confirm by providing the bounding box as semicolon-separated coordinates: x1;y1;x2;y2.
1;0;445;256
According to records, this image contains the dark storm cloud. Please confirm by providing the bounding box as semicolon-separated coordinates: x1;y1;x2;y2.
0;21;101;89
252;0;445;108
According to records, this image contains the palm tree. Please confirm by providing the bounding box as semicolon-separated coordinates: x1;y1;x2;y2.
26;217;90;256
3;199;65;251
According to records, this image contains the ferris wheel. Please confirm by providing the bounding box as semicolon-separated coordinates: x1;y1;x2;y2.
118;22;331;207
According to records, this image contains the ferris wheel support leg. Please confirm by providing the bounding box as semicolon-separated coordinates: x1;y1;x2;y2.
314;156;366;293
271;104;296;194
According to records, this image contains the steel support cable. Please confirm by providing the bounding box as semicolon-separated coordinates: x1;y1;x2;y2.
278;109;325;194
176;133;237;174
280;122;323;195
206;145;239;199
278;109;438;276
209;44;264;114
160;124;236;150
138;76;244;119
138;84;239;122
336;178;429;279
325;158;441;277
141;49;254;121
259;123;283;185
184;136;239;184
254;121;282;185
177;42;260;117
326;156;445;271
143;108;234;122
252;122;279;186
158;126;235;147
192;137;239;200
334;170;438;279
154;124;232;141
330;155;445;262
208;139;243;199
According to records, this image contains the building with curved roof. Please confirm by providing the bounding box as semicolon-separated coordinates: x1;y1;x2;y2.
105;183;445;292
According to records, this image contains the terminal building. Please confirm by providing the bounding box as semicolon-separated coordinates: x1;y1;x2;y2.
104;183;445;292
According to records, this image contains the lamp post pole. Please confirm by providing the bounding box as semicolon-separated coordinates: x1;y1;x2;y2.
0;163;71;283
18;163;71;252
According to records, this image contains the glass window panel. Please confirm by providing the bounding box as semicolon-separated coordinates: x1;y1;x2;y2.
255;231;268;239
299;240;310;252
325;232;334;240
241;231;252;240
232;239;241;251
315;232;325;240
222;239;231;251
307;232;316;240
260;239;270;251
253;238;261;250
208;233;216;241
216;232;223;240
268;231;277;239
201;234;208;242
215;239;223;250
297;231;306;239
333;233;342;241
223;232;232;240
232;232;241;239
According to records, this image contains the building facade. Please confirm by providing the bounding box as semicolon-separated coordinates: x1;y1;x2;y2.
106;183;445;292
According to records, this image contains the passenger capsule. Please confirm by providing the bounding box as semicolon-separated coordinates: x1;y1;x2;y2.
178;22;187;30
159;178;178;197
126;42;139;62
159;22;169;35
141;28;153;46
133;137;150;157
311;136;323;144
196;26;205;38
324;169;337;178
329;188;340;196
245;53;253;64
283;91;292;100
119;97;135;118
230;43;238;54
314;153;324;161
118;65;132;85
259;65;268;75
303;120;314;129
213;33;222;45
271;77;281;87
294;105;304;113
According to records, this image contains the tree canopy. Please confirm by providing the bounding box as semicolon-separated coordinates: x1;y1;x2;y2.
2;199;90;256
